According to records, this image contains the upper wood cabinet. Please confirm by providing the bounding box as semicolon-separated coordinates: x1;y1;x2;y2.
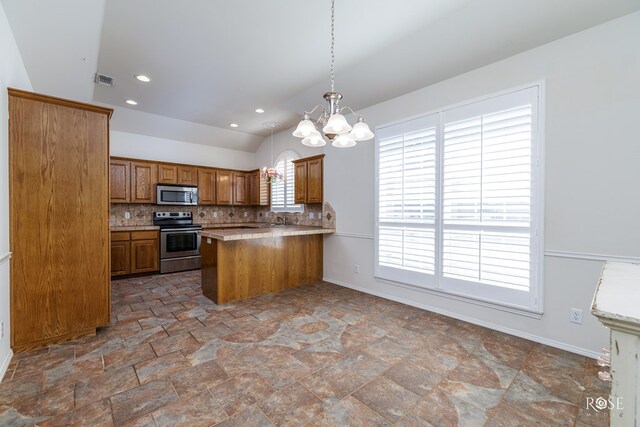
232;172;247;205
177;166;197;185
158;164;178;184
247;170;269;206
307;158;323;203
198;168;216;205
110;159;130;203
131;161;158;204
293;155;324;204
158;164;196;186
216;170;233;205
9;88;112;351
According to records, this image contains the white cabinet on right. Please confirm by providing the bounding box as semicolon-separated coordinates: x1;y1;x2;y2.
592;261;640;427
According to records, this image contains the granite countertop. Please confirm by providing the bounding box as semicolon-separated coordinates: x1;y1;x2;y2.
201;223;264;229
110;225;160;231
201;225;335;241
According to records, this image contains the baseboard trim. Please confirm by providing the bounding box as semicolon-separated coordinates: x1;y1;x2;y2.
324;276;600;359
0;252;11;266
0;350;13;383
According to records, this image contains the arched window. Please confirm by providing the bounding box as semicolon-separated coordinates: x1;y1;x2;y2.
270;150;303;213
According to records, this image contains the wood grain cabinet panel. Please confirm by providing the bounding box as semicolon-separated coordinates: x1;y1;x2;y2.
232;172;248;205
158;164;178;184
294;162;308;204
307;158;323;203
198;168;216;205
177;166;197;185
131;239;159;274
216;170;233;205
111;240;130;277
131;161;158;204
293;155;324;204
110;160;130;203
9;88;112;352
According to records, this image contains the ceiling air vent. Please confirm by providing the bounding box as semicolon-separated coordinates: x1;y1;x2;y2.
94;73;114;87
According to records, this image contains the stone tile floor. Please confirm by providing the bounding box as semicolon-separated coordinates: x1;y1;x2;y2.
0;271;610;426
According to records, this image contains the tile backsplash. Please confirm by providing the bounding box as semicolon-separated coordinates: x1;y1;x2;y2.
110;203;336;228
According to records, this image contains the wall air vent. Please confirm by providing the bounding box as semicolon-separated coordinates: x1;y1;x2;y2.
94;73;114;87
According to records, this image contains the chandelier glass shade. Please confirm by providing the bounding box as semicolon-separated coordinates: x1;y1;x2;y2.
292;0;374;148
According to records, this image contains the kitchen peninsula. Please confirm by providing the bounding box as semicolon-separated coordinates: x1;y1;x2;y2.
200;225;334;304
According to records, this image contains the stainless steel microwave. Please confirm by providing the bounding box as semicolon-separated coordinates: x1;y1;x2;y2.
156;184;198;206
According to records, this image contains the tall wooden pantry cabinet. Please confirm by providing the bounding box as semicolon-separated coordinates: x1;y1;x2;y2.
8;88;112;351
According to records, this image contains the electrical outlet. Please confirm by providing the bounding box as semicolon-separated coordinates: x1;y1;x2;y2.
570;308;583;324
213;212;218;218
354;264;360;274
1;321;4;340
244;212;248;218
124;212;131;219
309;212;314;219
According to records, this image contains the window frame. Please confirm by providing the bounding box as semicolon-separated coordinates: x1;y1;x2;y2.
270;150;304;213
374;82;545;315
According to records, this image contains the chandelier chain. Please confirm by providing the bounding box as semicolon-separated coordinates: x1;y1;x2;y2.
330;0;335;92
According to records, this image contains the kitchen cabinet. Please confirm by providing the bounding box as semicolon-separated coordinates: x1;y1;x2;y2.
110;230;159;277
158;164;178;184
233;172;247;205
293;155;324;204
248;170;269;206
110;159;130;203
198;168;216;205
131;161;158;204
131;231;159;273
111;232;131;276
9;88;112;352
177;166;197;185
216;170;233;205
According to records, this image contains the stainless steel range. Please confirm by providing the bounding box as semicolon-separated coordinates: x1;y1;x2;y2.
154;212;202;274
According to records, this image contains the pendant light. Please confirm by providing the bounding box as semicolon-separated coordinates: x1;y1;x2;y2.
292;0;374;148
261;122;284;183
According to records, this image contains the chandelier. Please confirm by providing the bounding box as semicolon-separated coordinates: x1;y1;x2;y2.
292;0;374;148
262;122;284;183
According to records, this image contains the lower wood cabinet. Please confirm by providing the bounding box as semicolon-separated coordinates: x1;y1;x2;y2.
111;230;159;277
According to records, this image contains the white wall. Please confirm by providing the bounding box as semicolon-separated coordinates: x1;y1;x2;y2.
0;2;32;380
259;12;640;357
254;130;324;170
111;130;256;171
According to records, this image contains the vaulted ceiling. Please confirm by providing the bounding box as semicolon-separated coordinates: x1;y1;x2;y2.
3;0;639;152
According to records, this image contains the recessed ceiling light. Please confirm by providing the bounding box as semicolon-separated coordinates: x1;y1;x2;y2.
229;123;239;128
135;74;151;83
255;108;265;114
125;99;138;105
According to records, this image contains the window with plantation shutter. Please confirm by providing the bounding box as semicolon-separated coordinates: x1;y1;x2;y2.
375;84;543;313
270;151;303;213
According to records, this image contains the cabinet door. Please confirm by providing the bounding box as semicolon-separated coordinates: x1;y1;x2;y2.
177;166;197;185
131;161;158;204
232;172;247;205
307;158;323;203
158;164;177;184
110;160;130;203
248;172;259;205
215;170;233;205
111;241;130;276
131;239;159;273
198;168;216;205
294;161;308;204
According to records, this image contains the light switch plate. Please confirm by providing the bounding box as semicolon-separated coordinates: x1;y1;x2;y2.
244;212;248;218
309;212;314;219
124;212;131;219
213;212;218;218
